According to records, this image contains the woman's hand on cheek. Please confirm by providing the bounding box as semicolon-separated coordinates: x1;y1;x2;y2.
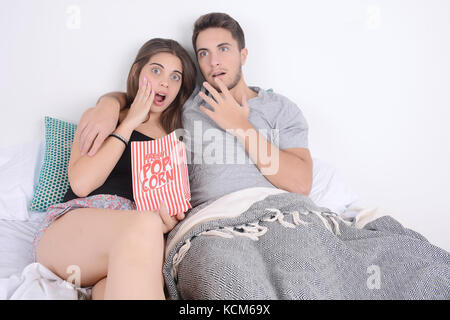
123;77;155;130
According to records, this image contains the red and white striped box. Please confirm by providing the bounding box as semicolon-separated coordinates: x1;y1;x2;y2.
131;131;191;216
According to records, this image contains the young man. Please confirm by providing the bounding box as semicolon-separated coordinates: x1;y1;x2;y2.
78;13;313;208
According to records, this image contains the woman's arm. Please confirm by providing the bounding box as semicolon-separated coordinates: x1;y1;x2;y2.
69;79;155;197
68;117;133;197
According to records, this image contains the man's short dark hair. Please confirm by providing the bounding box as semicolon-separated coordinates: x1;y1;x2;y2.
192;12;245;53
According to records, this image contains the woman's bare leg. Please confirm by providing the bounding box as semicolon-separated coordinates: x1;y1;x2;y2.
36;208;166;298
91;277;107;300
91;237;168;300
104;214;165;299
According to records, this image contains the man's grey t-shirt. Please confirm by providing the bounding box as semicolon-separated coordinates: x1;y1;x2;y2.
181;85;309;208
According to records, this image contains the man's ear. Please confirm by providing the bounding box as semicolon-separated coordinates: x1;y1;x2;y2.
240;48;248;66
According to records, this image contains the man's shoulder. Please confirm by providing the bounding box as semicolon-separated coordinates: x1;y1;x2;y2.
253;87;300;114
183;84;202;110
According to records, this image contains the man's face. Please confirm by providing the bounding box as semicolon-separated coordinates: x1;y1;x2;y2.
195;28;247;92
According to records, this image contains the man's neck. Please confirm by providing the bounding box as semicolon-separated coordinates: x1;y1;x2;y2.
227;78;259;103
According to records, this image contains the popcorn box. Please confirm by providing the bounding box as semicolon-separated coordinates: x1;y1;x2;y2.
131;131;191;216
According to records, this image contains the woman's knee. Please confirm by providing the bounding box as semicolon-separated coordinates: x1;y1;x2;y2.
109;213;164;256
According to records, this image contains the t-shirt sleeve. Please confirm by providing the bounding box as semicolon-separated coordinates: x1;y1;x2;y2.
274;100;309;150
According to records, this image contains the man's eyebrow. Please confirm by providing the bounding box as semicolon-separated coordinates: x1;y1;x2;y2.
196;48;208;54
149;62;182;75
196;42;232;54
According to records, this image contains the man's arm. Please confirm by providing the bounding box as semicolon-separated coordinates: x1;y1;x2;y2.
96;91;128;110
198;79;313;195
69;110;134;197
77;92;127;156
234;123;313;195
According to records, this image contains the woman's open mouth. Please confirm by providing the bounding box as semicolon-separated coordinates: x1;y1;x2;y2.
154;93;166;106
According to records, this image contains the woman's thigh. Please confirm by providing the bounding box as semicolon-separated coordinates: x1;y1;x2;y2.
35;208;143;287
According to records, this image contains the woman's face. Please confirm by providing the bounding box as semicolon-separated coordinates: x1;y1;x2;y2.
138;52;183;112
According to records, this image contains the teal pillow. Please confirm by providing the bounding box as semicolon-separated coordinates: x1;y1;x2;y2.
30;116;77;212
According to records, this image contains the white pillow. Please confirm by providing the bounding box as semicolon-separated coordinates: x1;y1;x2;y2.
0;140;44;220
308;157;359;215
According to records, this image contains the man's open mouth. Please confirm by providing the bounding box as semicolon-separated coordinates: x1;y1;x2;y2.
212;72;226;78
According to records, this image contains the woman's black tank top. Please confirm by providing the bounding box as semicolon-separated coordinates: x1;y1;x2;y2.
63;130;154;202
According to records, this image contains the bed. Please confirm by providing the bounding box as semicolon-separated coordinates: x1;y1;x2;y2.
0;139;447;300
0;140;92;299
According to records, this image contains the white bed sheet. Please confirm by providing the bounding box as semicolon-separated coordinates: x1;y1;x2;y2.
0;211;44;279
0;210;91;299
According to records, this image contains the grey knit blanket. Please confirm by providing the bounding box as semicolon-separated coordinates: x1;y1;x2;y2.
163;190;450;299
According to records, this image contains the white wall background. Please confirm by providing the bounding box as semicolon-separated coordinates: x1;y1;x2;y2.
1;0;449;250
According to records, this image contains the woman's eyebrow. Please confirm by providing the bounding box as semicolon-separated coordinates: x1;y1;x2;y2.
150;62;182;75
149;62;164;69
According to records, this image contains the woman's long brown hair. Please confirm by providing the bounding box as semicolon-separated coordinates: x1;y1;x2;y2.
126;38;197;133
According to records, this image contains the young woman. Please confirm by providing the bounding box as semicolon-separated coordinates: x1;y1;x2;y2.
33;38;197;300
